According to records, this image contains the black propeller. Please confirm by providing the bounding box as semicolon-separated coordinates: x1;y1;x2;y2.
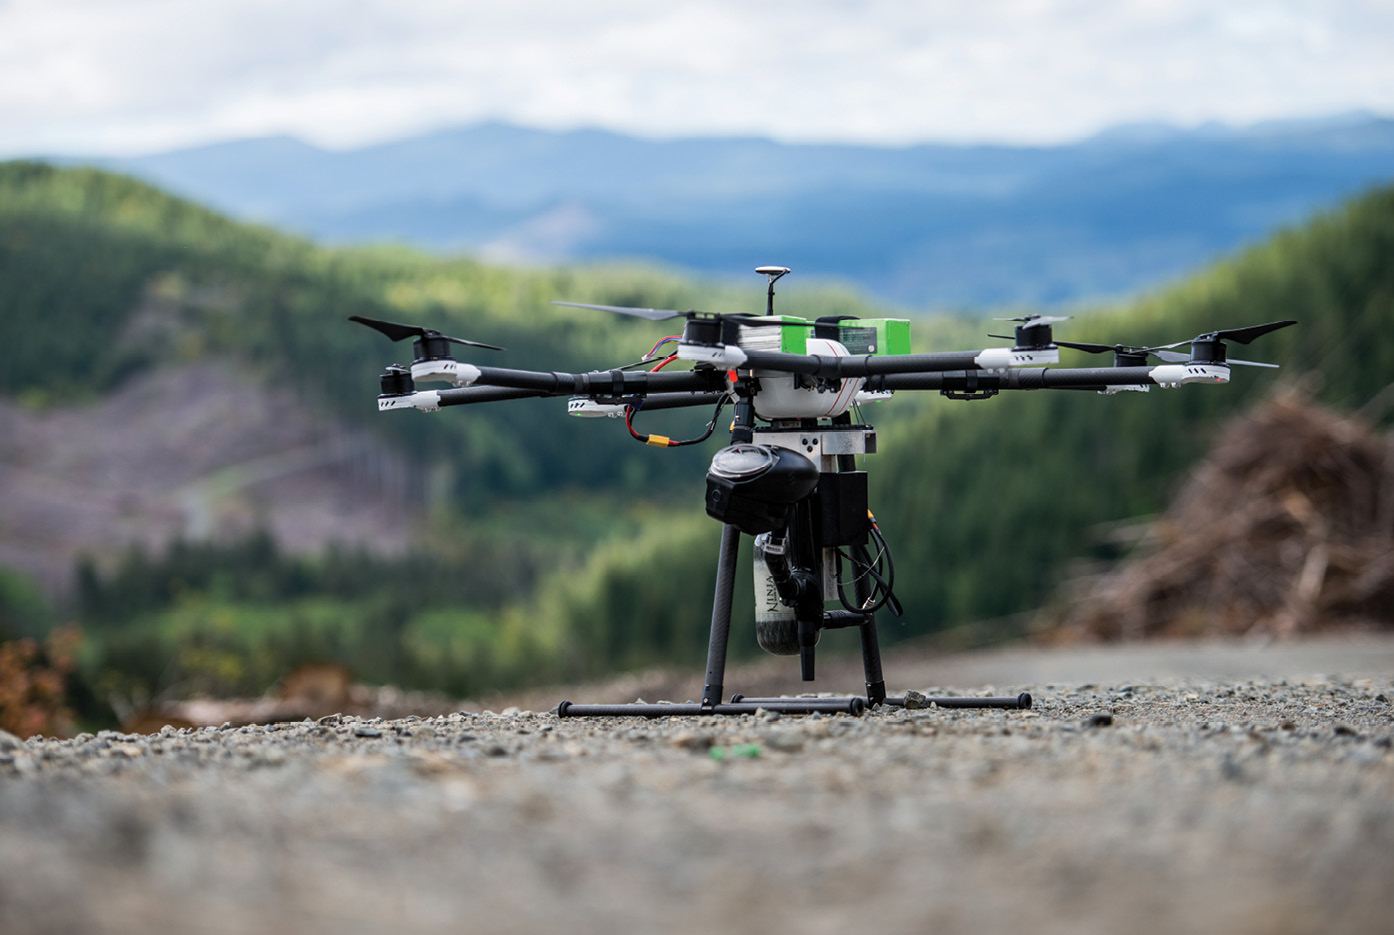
1151;320;1297;349
551;301;691;322
551;300;822;352
348;315;505;352
1057;320;1295;368
1054;340;1171;368
993;314;1070;328
550;301;816;328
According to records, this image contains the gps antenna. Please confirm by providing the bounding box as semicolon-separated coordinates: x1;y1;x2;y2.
756;266;791;315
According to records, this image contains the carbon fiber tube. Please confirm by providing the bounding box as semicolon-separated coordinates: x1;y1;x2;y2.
556;698;866;717
874;366;1163;393
438;386;548;406
700;523;742;708
886;693;1034;709
732;692;1032;709
437;386;726;410
625;391;728;411
742;349;983;378
470;365;725;395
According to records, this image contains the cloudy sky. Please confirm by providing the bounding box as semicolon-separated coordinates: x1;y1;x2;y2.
1;0;1390;157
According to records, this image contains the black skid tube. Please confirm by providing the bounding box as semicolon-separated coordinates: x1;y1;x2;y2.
730;692;1032;709
556;698;866;718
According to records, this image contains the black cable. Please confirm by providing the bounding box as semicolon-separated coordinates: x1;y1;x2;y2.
625;395;729;448
835;520;901;617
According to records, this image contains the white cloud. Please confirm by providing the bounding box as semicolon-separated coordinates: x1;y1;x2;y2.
0;0;1390;156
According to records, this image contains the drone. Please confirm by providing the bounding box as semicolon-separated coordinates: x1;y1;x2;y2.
351;265;1295;718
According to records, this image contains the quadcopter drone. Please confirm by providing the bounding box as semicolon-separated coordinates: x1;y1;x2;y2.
352;266;1295;718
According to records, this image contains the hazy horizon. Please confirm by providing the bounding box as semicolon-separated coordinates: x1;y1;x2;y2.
3;1;1391;158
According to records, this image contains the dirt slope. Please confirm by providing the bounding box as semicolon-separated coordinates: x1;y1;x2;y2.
0;360;419;596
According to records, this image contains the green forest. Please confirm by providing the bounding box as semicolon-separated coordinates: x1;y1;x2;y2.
2;160;1393;723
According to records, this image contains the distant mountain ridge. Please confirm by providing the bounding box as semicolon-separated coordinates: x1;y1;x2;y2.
81;113;1394;307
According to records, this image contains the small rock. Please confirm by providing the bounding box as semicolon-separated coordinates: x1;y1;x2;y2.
353;727;383;739
763;731;804;753
0;729;23;751
668;731;714;752
1084;713;1114;728
902;690;928;710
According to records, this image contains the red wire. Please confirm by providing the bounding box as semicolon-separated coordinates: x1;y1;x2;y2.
646;336;682;358
621;352;683;447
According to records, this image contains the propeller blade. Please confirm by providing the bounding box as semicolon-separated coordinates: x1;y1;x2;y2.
1229;358;1280;368
1153;319;1299;350
349;314;426;342
1212;320;1298;344
1152;349;1190;363
347;315;504;350
445;335;507;351
551;301;687;321
734;317;818;329
993;315;1070;327
1054;340;1116;354
551;301;819;331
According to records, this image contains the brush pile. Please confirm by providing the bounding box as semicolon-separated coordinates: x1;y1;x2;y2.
1048;390;1394;641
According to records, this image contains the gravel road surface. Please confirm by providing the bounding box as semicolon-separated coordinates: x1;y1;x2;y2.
2;637;1392;935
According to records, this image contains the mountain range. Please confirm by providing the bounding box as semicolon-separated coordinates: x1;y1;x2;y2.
86;112;1394;308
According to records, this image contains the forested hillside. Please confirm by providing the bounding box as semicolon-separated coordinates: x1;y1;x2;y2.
3;161;1391;711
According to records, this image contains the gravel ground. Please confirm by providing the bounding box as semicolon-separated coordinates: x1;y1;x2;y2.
2;641;1393;935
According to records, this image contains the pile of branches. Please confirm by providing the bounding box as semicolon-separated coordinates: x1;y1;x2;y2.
1047;390;1394;641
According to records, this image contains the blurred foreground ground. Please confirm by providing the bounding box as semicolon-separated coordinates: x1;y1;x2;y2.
2;636;1391;935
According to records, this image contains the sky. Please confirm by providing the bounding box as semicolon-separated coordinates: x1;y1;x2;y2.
0;0;1391;157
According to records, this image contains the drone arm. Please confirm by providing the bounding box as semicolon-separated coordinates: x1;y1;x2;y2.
623;391;729;412
872;363;1230;394
465;365;726;396
437;386;551;407
741;349;986;378
433;384;726;412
